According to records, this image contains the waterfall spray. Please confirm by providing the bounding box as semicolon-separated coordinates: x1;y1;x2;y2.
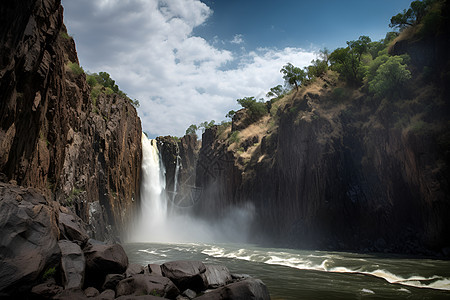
128;133;254;243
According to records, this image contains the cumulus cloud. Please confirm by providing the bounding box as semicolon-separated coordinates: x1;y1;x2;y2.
62;0;317;137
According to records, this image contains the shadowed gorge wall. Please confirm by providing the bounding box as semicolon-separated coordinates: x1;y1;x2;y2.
190;83;449;255
0;0;142;241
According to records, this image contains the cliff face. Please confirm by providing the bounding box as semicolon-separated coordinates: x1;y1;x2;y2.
0;0;142;241
192;73;449;255
157;135;200;209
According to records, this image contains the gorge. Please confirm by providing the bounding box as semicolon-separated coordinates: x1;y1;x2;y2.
1;0;450;298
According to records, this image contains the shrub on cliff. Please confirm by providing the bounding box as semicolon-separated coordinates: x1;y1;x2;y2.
68;62;84;76
237;97;267;123
369;56;411;98
86;72;140;108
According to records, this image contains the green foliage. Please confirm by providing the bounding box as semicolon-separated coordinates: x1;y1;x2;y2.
347;35;371;62
366;54;390;83
226;110;236;119
42;267;56;281
389;0;437;29
197;120;216;133
68;62;84;76
96;72;119;92
266;85;285;99
86;72;140;108
280;63;306;90
87;75;97;87
185;124;198;136
368;56;411;98
329;36;372;86
236;97;267;122
306;59;328;78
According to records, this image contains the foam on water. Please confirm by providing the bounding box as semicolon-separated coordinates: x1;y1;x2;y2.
201;245;450;291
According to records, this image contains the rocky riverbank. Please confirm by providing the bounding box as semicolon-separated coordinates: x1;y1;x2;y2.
0;182;270;299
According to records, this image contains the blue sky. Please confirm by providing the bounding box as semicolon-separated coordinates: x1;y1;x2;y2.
61;0;412;138
196;0;411;50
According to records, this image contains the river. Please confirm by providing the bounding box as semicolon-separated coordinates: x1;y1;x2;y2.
124;242;450;299
128;135;450;299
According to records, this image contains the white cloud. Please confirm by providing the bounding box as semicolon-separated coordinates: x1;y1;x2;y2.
61;0;317;137
230;34;244;45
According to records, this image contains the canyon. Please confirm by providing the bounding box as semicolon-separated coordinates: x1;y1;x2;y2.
0;0;449;298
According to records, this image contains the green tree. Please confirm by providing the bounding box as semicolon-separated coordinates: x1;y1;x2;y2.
226;110;236;119
266;85;285;99
306;59;328;78
198;120;216;133
369;56;411;98
389;0;436;29
185;124;198;136
280;63;306;90
96;72;119;92
236;97;267;122
329;36;371;86
347;35;371;62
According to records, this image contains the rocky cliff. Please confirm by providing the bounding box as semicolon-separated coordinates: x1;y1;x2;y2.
0;0;142;241
187;16;450;255
157;135;200;209
191;71;449;255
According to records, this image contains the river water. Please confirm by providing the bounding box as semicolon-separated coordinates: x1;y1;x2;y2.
124;242;450;299
128;135;450;299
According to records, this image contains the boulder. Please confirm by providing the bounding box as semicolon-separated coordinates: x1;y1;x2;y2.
84;286;99;297
0;183;60;295
195;278;270;300
115;274;179;299
102;273;125;290
97;289;116;300
182;288;197;299
204;265;232;288
161;261;207;292
30;280;63;298
146;264;162;276
59;208;89;244
84;243;128;288
126;263;144;277
59;240;85;289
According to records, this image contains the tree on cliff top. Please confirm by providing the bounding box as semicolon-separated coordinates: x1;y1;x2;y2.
237;97;267;123
280;63;306;91
390;0;437;29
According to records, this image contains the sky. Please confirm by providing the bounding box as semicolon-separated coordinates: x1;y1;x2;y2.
61;0;412;138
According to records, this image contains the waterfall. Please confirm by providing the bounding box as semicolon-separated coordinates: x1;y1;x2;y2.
128;133;254;243
172;155;181;203
128;134;169;242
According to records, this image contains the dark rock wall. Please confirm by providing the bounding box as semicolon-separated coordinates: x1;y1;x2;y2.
157;135;200;210
193;90;449;255
0;0;142;241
